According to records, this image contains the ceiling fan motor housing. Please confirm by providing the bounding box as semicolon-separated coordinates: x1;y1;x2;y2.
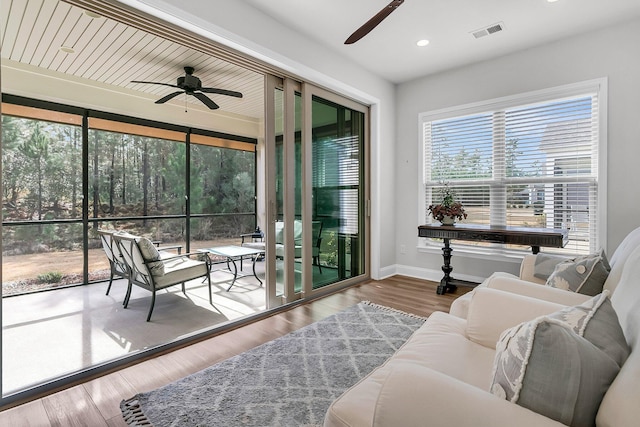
178;74;202;92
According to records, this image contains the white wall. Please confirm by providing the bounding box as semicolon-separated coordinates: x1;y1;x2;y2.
126;0;398;277
395;18;640;282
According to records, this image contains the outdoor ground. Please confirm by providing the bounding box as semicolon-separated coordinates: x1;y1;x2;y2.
2;238;239;295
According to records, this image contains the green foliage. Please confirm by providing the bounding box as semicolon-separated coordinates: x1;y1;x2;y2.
36;272;63;284
2;114;257;253
323;231;338;267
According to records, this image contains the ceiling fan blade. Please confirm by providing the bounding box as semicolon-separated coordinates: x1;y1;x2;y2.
199;87;243;98
344;0;404;44
193;92;220;110
155;91;183;104
131;80;180;89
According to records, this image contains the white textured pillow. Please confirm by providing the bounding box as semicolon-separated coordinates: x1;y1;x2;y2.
490;318;620;427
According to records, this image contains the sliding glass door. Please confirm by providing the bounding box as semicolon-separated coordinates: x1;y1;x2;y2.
265;78;368;306
308;91;366;289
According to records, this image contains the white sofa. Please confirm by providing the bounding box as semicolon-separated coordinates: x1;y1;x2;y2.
323;227;640;427
450;225;640;319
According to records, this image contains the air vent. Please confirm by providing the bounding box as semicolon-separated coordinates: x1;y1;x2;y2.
471;22;504;39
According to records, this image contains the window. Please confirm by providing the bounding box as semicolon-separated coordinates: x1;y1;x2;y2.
420;80;606;255
1;99;258;294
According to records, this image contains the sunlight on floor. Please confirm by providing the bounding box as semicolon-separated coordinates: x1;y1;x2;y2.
2;262;266;395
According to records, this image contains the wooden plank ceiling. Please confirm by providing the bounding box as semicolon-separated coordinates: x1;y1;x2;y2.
0;0;265;119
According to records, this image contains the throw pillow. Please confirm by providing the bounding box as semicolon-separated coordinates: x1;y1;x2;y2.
533;253;570;280
136;237;165;276
546;291;630;367
490;318;620;427
545;250;610;295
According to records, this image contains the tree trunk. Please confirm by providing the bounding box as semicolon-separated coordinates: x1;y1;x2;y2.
71;128;79;218
93;137;100;219
121;135;126;205
142;139;149;225
37;155;43;221
109;148;115;214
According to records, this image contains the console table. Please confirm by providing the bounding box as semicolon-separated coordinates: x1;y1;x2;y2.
418;224;568;295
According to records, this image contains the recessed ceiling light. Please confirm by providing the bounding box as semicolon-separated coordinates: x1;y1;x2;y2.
59;46;75;54
417;39;430;47
84;10;102;19
547;0;560;3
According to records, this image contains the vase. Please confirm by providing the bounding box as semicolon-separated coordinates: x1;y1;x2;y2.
440;216;455;226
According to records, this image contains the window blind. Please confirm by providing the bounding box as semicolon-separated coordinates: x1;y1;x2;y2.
423;91;600;254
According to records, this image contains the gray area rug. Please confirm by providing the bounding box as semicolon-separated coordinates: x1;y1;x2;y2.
121;301;426;427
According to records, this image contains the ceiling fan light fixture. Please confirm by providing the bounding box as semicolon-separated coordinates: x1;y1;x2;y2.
416;39;430;47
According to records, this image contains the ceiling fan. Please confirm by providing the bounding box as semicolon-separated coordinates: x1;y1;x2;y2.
345;0;405;44
131;66;243;110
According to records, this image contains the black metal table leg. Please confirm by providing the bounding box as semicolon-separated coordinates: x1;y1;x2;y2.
252;254;263;286
226;257;239;291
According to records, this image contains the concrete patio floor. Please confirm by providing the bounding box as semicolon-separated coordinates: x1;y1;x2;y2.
2;260;267;395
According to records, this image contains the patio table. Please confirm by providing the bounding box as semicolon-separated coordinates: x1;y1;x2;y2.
198;245;264;291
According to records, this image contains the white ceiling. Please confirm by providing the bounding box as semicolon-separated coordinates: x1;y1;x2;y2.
241;0;640;84
1;0;265;119
3;0;640;121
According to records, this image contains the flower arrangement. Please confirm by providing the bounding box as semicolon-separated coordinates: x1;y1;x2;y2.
428;185;467;224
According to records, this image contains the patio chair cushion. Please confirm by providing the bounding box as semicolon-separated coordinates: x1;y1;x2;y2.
136;237;165;276
545;250;610;295
274;221;284;244
153;257;208;287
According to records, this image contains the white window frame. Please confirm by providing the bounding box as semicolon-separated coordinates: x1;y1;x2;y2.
417;78;608;258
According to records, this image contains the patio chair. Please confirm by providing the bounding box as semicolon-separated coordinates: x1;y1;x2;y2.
311;220;323;273
98;229;184;299
98;229;129;296
112;233;212;322
242;220;324;272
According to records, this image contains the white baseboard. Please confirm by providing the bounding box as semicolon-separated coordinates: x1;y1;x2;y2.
377;264;397;280
382;264;487;284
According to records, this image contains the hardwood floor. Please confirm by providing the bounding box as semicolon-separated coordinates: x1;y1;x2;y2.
0;276;471;426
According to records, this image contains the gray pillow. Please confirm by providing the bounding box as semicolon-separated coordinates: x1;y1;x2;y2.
490;318;620;427
533;253;570;280
546;250;610;295
136;237;165;276
546;291;629;367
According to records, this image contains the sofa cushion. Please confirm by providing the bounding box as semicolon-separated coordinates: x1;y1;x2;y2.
490;318;620;427
136;237;165;276
547;291;629;367
324;312;496;427
545;250;610;295
371;365;566;427
598;241;640;427
466;288;565;349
